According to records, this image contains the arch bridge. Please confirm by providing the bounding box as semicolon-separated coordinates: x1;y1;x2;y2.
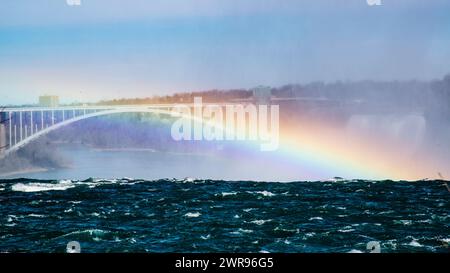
0;103;226;158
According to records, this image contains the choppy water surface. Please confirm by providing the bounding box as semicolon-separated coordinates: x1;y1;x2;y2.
0;178;449;253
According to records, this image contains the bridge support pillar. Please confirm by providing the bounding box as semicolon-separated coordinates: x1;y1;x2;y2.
0;124;6;156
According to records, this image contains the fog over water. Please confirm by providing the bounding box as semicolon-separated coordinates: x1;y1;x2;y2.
1;76;450;181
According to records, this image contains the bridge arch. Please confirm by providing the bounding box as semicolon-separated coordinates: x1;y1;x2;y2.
3;107;224;157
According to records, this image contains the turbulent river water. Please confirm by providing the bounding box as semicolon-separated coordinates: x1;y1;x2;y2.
0;178;448;253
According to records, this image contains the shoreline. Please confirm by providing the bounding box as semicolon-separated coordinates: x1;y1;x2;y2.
0;167;48;178
90;148;157;152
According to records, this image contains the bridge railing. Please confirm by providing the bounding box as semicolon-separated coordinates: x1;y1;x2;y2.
0;103;248;157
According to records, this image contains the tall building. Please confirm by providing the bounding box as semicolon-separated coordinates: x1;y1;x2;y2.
39;95;59;107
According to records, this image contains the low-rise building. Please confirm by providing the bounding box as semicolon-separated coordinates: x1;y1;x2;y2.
39;95;59;107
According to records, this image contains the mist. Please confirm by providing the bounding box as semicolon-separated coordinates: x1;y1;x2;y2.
1;75;449;180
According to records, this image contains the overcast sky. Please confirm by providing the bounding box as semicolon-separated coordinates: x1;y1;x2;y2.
1;0;449;104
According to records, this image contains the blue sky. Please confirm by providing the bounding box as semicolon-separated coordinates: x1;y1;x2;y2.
1;0;449;104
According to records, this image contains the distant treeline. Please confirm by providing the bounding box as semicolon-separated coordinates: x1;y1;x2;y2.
98;89;253;105
96;75;450;109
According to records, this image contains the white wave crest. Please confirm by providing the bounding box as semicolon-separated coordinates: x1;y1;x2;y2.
220;192;238;197
184;212;201;218
12;180;75;192
247;191;276;197
250;219;272;225
408;240;423;247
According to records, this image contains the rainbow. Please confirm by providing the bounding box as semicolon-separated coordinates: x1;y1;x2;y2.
273;119;436;181
215;116;437;181
71;110;437;181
